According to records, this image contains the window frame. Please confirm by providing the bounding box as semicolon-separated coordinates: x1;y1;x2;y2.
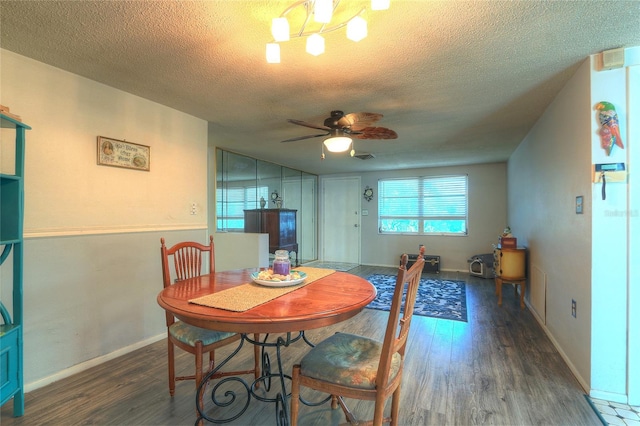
377;174;468;236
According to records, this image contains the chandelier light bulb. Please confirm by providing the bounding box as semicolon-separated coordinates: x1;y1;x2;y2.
314;0;333;23
271;17;290;42
347;16;367;42
371;0;390;10
266;43;281;63
306;33;325;56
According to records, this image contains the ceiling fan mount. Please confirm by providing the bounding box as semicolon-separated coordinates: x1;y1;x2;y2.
324;110;348;129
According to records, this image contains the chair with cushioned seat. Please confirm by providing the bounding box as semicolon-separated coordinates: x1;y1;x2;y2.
160;236;260;408
290;247;426;426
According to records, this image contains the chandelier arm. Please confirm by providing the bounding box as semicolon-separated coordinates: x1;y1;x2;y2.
296;7;365;38
278;0;365;40
280;0;310;17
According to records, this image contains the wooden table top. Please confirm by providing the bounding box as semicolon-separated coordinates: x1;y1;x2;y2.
157;268;377;334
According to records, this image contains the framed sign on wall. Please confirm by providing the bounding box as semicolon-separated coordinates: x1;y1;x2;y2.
97;136;150;171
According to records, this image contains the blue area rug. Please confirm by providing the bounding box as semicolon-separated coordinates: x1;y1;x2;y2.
366;274;468;322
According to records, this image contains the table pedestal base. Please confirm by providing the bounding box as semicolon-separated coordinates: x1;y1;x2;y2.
196;331;313;425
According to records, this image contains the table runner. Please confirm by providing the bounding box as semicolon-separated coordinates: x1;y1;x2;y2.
188;267;336;312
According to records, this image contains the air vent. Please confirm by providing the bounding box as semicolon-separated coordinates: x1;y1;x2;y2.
354;153;375;160
601;47;624;70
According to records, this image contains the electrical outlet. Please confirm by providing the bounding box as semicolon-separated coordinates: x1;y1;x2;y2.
571;299;577;318
190;203;197;215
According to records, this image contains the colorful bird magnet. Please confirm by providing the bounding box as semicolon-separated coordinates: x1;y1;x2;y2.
595;101;624;156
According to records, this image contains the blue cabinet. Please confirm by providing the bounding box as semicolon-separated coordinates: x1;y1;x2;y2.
0;113;30;417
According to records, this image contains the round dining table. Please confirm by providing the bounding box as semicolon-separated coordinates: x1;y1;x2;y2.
157;267;376;425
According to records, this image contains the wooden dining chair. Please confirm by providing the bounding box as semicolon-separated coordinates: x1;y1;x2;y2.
290;248;426;426
160;236;260;405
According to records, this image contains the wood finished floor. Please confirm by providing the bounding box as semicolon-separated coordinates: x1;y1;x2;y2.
1;266;601;425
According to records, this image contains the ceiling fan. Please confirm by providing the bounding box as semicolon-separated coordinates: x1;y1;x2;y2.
281;110;397;158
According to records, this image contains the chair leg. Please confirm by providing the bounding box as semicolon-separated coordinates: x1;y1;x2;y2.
390;385;402;426
290;364;301;426
168;338;176;397
195;341;204;411
253;333;261;381
373;392;386;426
208;350;215;372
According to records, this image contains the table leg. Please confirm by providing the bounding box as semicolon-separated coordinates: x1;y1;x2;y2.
196;331;314;425
196;337;252;424
248;332;314;425
496;277;526;310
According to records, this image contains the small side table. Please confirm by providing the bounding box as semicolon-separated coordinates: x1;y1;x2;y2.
495;276;526;309
494;247;527;309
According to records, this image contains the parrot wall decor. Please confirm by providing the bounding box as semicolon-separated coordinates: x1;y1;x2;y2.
595;101;624;156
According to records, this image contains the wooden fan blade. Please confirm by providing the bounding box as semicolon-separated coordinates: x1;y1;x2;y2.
281;132;329;143
339;112;383;130
352;126;398;140
345;129;364;136
287;119;330;131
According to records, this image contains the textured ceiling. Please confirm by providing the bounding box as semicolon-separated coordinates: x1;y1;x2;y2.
1;1;639;175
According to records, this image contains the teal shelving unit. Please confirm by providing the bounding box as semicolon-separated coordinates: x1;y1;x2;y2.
0;113;31;417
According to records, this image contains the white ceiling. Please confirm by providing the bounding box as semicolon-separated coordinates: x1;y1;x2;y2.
1;1;639;175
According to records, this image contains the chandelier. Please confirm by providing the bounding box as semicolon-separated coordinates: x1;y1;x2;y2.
266;0;391;63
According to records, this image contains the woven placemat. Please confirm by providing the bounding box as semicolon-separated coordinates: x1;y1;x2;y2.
188;267;336;312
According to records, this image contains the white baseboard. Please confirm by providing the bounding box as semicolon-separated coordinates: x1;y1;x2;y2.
25;333;165;393
526;299;591;394
590;389;628;404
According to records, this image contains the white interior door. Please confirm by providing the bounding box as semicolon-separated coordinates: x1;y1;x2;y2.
322;177;360;264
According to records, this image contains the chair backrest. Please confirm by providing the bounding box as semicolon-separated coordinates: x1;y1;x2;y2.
160;236;215;327
375;246;426;389
160;235;215;288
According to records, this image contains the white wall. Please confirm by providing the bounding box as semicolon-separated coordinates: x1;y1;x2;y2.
214;232;269;271
0;49;209;389
589;52;636;402
508;58;593;388
334;162;507;271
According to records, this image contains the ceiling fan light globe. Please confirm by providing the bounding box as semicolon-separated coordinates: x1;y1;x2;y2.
324;136;352;152
347;16;367;42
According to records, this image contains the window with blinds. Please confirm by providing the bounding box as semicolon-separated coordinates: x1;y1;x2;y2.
216;186;269;231
378;175;468;235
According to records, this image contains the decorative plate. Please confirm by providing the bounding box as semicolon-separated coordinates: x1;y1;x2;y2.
251;271;307;287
